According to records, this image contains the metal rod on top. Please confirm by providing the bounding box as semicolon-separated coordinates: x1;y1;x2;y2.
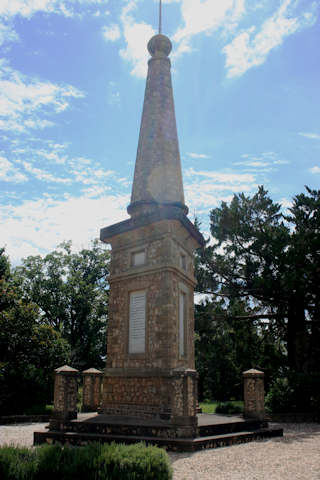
159;0;162;34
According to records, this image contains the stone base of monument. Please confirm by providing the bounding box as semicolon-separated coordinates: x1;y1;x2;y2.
34;413;283;452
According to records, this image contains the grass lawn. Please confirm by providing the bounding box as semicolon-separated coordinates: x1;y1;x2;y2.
200;400;244;414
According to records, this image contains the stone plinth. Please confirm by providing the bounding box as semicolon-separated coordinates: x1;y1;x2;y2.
243;369;265;420
101;368;198;437
49;365;79;429
82;368;103;412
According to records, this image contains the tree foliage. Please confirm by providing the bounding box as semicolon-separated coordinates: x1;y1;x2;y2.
195;186;320;403
195;297;285;401
14;240;110;370
0;249;70;414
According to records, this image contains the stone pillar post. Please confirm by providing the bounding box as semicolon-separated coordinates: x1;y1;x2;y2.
169;369;198;437
49;365;79;430
82;368;103;412
243;369;265;420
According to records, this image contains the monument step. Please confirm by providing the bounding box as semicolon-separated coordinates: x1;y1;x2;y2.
61;416;266;439
198;419;267;437
34;427;283;452
50;413;270;437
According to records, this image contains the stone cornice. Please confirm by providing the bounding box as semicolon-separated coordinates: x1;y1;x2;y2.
103;367;197;378
100;205;204;247
109;263;197;287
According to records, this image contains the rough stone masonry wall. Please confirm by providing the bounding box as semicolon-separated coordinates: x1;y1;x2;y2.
101;219;199;423
106;220;196;371
102;376;168;418
107;270;173;369
106;269;195;370
109;220;196;277
53;373;78;415
101;372;197;420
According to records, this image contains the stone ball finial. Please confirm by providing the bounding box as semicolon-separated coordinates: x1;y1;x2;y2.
148;34;172;57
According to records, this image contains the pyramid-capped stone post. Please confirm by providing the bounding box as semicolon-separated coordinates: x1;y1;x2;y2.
82;368;103;412
50;365;79;429
128;34;187;218
243;369;265;420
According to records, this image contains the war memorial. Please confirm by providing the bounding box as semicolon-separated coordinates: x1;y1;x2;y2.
34;3;283;451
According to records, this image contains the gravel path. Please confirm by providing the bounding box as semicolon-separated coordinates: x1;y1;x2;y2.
0;422;47;448
0;422;319;479
170;423;320;480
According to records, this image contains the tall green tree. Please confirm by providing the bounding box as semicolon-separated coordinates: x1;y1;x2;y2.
14;240;110;369
284;187;320;371
0;248;13;313
195;296;284;401
196;186;320;376
0;249;70;414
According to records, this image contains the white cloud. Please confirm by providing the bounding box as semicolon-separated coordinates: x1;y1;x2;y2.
0;156;27;183
81;185;111;198
279;197;292;211
185;182;234;209
185;167;255;184
184;167;258;210
170;0;246;61
186;152;210;159
0;0;103;19
103;23;121;41
0;21;18;47
5;138;117;188
223;0;317;77
119;2;155;78
299;132;320;140
36;149;68;165
261;151;276;158
174;0;245;43
235;160;270;168
309;166;320;174
0;61;84;133
113;0;244;77
22;162;72;184
237;152;289;168
273;159;289;165
0;192;130;264
68;157;114;185
11;142;70;168
0;0;107;52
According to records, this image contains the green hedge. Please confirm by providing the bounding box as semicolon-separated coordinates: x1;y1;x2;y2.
0;442;172;480
215;401;243;415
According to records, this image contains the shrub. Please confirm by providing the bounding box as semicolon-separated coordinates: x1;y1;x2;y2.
215;401;243;415
96;442;172;480
265;377;295;413
24;404;53;415
0;446;37;480
266;372;320;413
0;443;173;480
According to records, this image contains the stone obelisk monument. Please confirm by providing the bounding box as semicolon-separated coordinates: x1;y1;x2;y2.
100;5;204;438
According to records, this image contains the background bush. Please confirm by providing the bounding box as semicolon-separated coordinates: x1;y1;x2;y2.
0;443;173;480
265;372;320;413
215;401;243;415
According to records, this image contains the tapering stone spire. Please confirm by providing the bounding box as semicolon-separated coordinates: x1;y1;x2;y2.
127;34;188;217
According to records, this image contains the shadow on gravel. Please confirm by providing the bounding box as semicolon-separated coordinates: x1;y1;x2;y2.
270;423;320;444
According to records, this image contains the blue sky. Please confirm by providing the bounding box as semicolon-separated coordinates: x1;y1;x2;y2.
0;0;319;263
